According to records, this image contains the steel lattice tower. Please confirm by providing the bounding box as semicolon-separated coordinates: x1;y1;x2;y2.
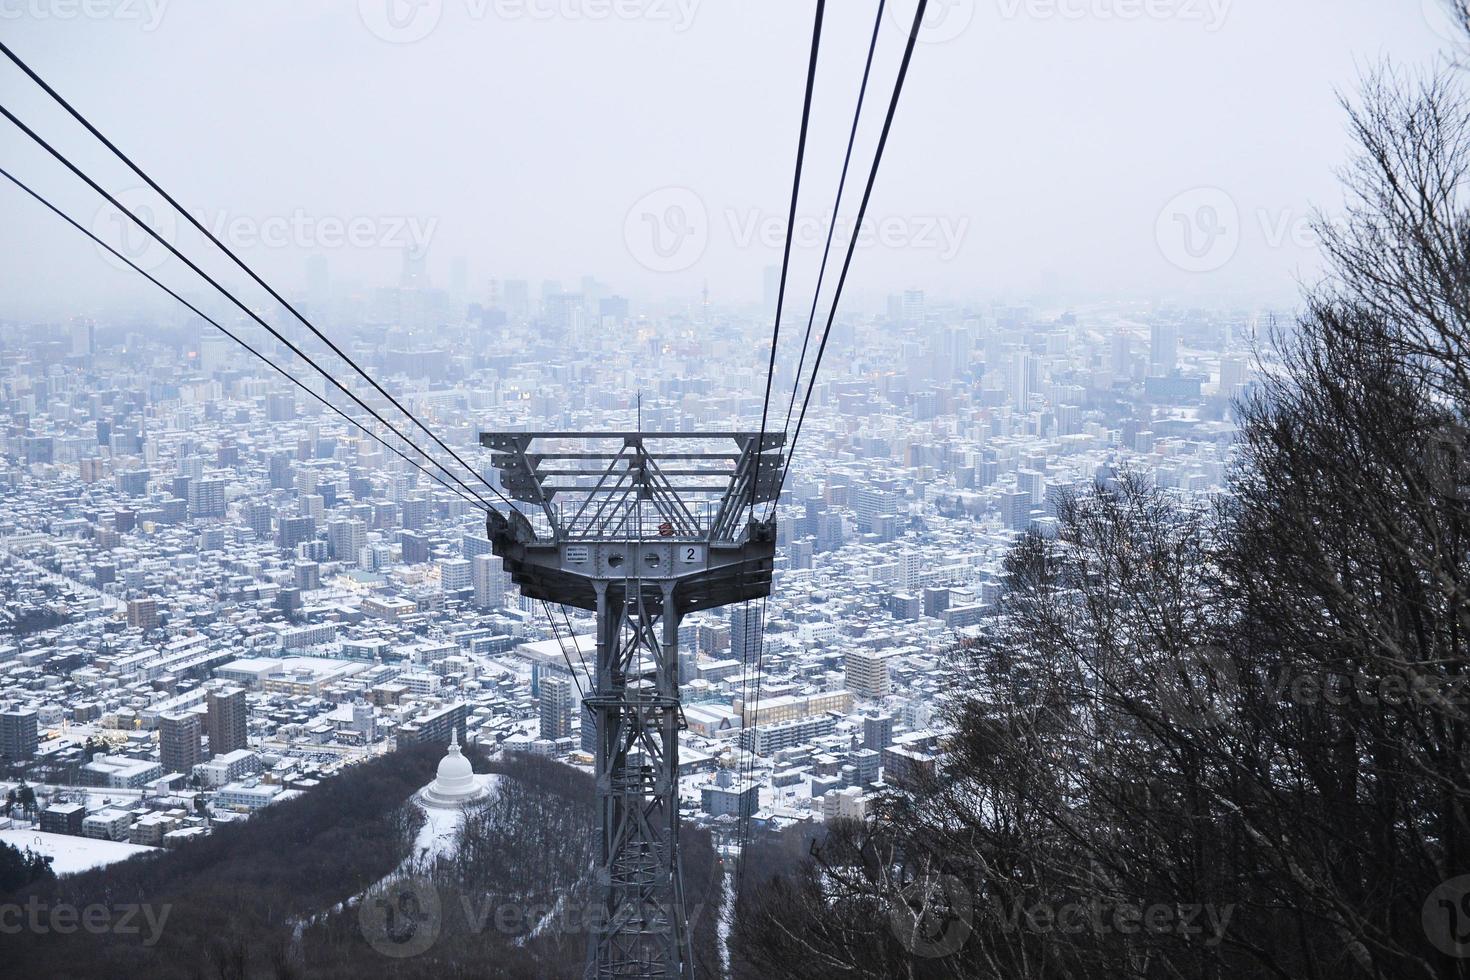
480;431;781;980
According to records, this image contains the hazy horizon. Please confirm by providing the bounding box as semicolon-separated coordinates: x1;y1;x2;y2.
0;0;1462;322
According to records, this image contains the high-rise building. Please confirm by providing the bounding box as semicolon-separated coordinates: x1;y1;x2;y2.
268;452;294;490
845;650;893;700
116;468;150;497
242;501;273;542
187;477;226;519
278;515;315;552
1017;468;1045;507
351;702;376;741
266;392;296;422
863;713;895;752
0;708;38;762
540;675;576;740
327;518;367;562
439;557;472;593
1219;353;1248;394
396;702;468;746
400;531;430;565
158;712;203;776
901;288;925;326
206;688;248;757
1111;330;1134;379
127;597;159;631
1001;489;1032;532
293;561;321;592
1150;321;1179;375
730;604;763;664
400;496;429;530
1012;352;1040;407
473;553;507;610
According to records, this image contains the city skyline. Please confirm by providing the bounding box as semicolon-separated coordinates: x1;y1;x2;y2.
1;1;1459;321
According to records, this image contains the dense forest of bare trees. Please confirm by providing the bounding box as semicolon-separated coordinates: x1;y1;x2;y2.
733;11;1470;980
0;745;725;980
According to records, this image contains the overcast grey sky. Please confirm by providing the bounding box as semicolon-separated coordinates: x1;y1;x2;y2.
0;0;1461;321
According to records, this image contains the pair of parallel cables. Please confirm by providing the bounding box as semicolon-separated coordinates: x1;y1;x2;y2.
734;0;931;886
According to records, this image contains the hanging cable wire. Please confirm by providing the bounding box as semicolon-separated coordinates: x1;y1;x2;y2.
750;0;826;521
735;0;827;861
541;600;589;698
775;0;888;511
739;0;932;883
0;102;514;516
0;39;506;508
739;2;887;854
0;165;493;515
777;0;930;495
559;604;592;688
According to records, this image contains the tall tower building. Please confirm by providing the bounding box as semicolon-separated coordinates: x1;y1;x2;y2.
845;650;893;700
242;501;273;542
1150;321;1179;375
159;712;203;776
0;708;38;762
207;687;248;757
730;604;764;664
127;597;159;631
327;518;367;562
540;675;576;740
473;553;507;610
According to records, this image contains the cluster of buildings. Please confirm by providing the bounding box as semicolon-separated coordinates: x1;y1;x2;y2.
0;271;1257;843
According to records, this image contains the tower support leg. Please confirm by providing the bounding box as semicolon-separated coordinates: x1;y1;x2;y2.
587;581;690;979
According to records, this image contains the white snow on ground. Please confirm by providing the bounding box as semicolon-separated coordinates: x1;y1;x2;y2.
718;858;735;977
403;773;501;870
516;890;567;946
296;772;502;937
1;828;156;875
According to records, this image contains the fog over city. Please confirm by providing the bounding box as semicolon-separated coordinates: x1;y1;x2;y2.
0;0;1456;320
7;4;1470;979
